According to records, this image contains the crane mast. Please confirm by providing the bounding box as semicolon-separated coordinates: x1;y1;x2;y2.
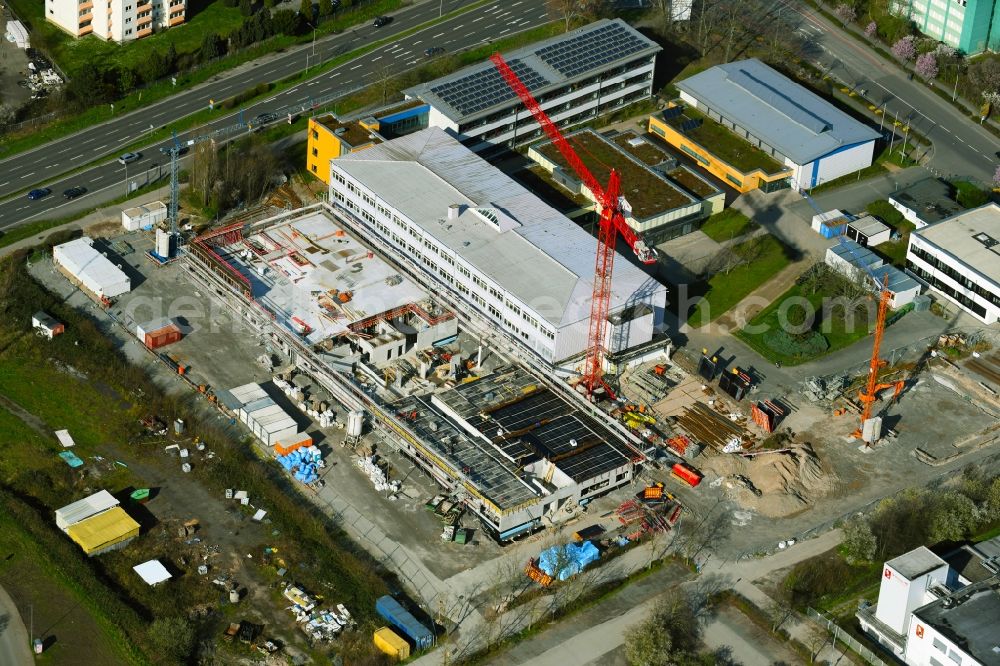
491;53;647;396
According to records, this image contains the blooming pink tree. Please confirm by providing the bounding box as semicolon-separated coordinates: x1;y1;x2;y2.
892;37;917;61
993;165;1000;189
915;52;939;80
835;3;857;24
865;21;877;39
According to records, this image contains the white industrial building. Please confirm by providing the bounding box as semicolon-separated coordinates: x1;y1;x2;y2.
55;490;120;531
329;127;668;365
46;0;185;42
228;383;300;446
675;59;880;190
122;201;167;232
857;545;1000;666
403;19;661;154
906;203;1000;325
825;240;921;308
53;237;131;299
846;214;892;247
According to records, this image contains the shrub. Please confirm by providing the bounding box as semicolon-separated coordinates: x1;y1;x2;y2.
763;329;829;358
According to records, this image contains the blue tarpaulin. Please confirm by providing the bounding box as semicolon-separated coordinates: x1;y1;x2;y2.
538;540;600;581
276;447;323;485
58;451;84;468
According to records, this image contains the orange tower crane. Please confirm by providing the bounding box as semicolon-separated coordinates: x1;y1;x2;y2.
490;52;656;397
853;272;904;440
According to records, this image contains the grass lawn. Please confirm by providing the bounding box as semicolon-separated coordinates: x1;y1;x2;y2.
699;208;758;242
734;283;877;365
686;235;791;327
862;199;915;267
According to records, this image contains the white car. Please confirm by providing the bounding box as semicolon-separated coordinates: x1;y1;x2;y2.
118;152;141;165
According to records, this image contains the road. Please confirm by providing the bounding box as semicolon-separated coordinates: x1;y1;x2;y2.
0;0;550;229
775;0;998;183
0;583;31;666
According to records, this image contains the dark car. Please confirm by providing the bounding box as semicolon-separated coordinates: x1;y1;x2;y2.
253;112;279;125
63;186;87;199
424;47;445;57
27;187;52;200
159;144;189;156
373;15;391;27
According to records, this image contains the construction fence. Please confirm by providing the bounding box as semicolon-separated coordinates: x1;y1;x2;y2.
806;607;890;666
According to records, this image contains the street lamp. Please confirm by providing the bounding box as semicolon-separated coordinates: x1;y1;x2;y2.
124;162;129;196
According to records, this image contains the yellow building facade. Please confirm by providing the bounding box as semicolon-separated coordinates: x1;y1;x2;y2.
306;115;383;184
647;113;792;194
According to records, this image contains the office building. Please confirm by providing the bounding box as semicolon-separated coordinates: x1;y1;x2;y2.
894;0;1000;54
889;178;964;229
669;59;880;191
906;203;1000;324
329;127;667;364
858;544;1000;665
46;0;185;42
404;19;660;154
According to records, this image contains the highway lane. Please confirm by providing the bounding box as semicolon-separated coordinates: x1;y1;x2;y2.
0;0;547;201
0;0;550;229
774;0;998;183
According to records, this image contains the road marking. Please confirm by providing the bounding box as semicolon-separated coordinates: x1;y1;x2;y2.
0;181;8;187
409;60;418;65
372;55;383;61
497;11;510;17
498;28;510;35
538;12;548;18
472;15;484;21
23;171;34;178
72;154;83;159
350;63;362;69
95;145;107;151
412;39;422;44
432;32;445;38
466;32;477;38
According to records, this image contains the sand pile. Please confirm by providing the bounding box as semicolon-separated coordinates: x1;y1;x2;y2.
703;442;835;518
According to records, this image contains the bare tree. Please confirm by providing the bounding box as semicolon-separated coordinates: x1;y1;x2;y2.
547;0;605;32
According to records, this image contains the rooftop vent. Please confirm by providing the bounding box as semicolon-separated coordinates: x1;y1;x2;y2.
448;204;461;221
973;232;998;249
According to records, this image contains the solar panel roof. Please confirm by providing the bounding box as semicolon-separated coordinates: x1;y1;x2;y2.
536;21;649;78
429;59;549;117
403;19;661;122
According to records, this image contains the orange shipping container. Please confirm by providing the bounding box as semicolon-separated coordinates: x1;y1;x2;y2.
144;324;183;350
274;433;312;456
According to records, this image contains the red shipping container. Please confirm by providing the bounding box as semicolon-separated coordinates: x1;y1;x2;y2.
144;324;182;349
671;463;703;488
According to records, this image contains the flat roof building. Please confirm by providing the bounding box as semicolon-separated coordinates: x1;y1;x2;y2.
404;19;660;154
907;202;1000;324
674;59;880;191
826;240;921;308
55;489;120;530
529;129;724;243
889;178;964;229
53;237;131;299
859;545;1000;665
329;127;667;364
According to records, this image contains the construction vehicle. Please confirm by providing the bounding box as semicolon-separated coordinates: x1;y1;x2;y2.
491;53;656;400
642;482;667;501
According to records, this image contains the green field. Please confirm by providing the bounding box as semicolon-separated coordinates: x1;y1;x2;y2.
699;209;758;243
686;235;792;327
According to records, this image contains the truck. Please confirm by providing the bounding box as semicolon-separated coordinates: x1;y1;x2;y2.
375;595;434;650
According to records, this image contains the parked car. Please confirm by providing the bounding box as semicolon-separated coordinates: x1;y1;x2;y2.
424;47;445;57
118;152;141;165
27;187;52;200
253;112;279;126
63;186;87;199
373;15;391;27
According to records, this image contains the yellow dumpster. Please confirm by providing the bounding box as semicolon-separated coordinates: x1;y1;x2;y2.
374;626;410;660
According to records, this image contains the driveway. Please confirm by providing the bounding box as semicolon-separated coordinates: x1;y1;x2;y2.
0;583;31;666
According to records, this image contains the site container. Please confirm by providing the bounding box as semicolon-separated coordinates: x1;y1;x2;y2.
274;433;311;456
671;462;703;488
144;323;182;350
375;595;433;650
373;627;410;660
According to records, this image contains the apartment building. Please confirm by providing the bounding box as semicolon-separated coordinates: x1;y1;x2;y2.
328;127;667;365
895;0;1000;54
47;0;185;42
403;19;661;154
906;203;1000;324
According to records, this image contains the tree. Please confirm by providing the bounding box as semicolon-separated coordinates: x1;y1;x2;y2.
300;0;313;20
200;32;226;61
240;0;253;16
150;617;196;663
623;590;702;665
318;0;332;17
834;3;856;24
0;104;16;131
864;21;877;39
892;36;916;61
547;0;603;32
842;515;877;564
624;619;677;666
915;52;938;80
117;66;137;97
927;491;978;543
993;165;1000;190
273;8;305;35
969;59;1000;98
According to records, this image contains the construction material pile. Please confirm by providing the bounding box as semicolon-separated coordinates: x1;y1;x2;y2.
674;402;750;451
283;584;353;642
537;541;600;582
356;456;400;494
801;375;850;402
273;375;337;427
276;446;325;485
702;442;834;517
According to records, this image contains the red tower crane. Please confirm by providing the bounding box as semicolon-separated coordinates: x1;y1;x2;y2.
853;273;904;440
490;53;656;397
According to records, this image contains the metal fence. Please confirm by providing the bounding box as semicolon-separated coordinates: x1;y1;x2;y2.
807;607;892;666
